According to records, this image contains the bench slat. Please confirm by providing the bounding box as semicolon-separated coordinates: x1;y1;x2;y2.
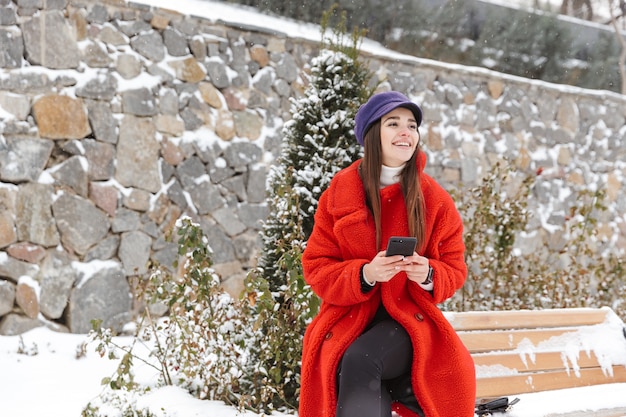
473;350;603;374
459;328;584;353
447;308;608;331
448;307;626;402
476;365;626;398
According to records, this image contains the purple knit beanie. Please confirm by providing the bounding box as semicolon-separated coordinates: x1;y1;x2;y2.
354;91;423;146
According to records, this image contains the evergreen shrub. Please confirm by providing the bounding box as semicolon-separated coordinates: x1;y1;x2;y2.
242;7;371;411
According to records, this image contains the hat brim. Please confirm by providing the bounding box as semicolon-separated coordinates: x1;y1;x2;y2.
370;102;423;130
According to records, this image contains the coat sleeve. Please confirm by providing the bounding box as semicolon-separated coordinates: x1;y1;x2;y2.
409;179;467;304
302;189;378;307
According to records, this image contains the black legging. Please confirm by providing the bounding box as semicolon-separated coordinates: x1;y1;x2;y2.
335;319;424;417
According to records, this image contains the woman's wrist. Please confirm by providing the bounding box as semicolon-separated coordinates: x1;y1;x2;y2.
421;265;434;285
360;264;376;293
363;274;376;286
362;264;376;286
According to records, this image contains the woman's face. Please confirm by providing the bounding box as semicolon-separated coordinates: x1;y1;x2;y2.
380;107;420;167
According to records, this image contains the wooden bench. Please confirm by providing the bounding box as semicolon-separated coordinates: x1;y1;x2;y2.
445;307;626;413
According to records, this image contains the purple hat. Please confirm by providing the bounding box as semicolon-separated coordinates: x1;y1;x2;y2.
354;91;423;146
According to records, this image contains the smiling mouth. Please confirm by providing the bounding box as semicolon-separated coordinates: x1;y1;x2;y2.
393;141;412;147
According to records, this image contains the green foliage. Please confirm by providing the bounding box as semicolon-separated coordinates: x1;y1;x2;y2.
443;162;626;320
83;218;257;416
430;1;480;41
80;12;624;416
242;182;320;411
223;0;623;93
82;158;625;417
227;0;417;45
237;169;318;412
471;11;573;81
84;12;373;415
90;323;141;392
320;4;366;59
242;9;371;412
143;219;254;405
255;8;371;288
82;390;159;417
447;162;534;310
575;31;623;91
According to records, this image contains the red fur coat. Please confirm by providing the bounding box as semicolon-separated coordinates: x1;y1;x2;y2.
299;155;476;417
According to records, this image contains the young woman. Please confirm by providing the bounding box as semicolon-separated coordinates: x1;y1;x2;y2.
299;91;476;417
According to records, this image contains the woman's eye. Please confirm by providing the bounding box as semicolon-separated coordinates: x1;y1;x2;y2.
385;120;417;129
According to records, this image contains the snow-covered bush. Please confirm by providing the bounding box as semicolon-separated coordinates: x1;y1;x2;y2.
443;162;626;319
83;218;258;416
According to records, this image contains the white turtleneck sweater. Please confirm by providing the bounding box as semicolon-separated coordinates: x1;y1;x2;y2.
380;164;404;188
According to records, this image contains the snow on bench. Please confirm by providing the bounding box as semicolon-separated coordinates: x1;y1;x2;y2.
445;307;626;402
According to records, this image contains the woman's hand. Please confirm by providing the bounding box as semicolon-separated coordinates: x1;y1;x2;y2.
363;252;430;284
401;253;430;284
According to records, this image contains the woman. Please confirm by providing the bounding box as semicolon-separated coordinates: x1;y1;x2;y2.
299;91;476;417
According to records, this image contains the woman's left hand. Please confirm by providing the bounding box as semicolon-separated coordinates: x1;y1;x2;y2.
401;253;430;284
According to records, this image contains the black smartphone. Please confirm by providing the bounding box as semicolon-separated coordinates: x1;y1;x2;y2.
385;236;417;256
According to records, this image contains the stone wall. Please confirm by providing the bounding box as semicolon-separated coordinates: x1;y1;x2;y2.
0;0;625;335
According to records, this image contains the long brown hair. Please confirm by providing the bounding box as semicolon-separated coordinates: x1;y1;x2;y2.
359;122;426;251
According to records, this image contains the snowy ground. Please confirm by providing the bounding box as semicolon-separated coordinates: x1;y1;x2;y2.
1;327;264;417
1;326;625;417
3;1;625;416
